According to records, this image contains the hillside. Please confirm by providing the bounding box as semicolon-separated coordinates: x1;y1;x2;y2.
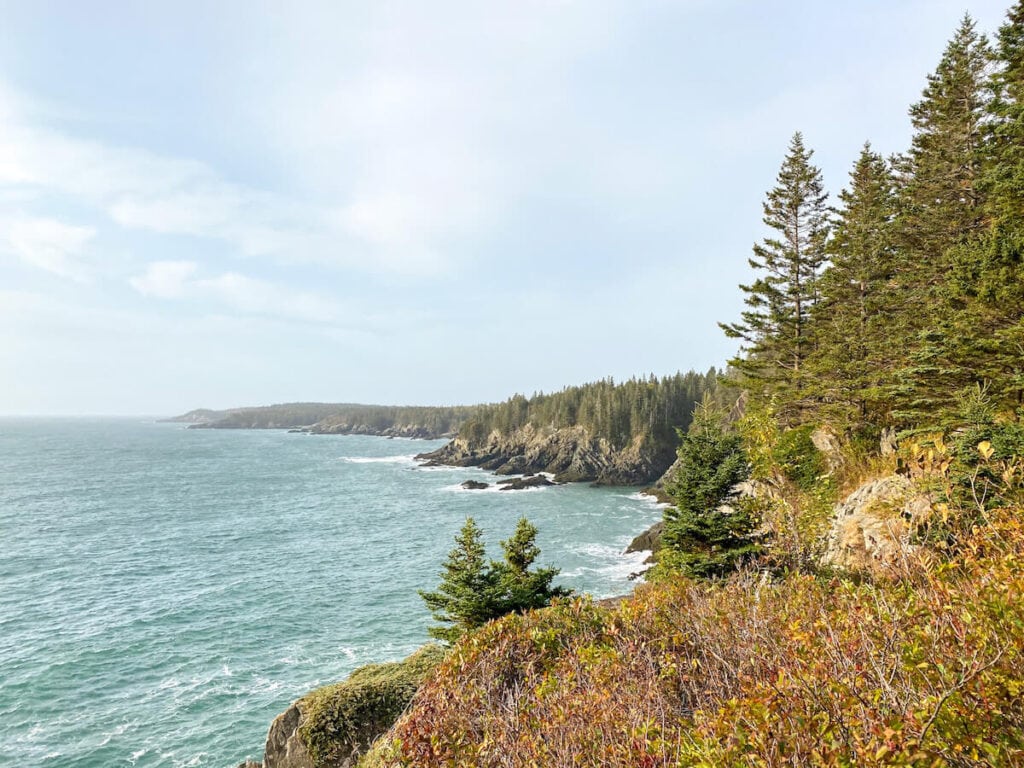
164;402;479;439
240;5;1024;766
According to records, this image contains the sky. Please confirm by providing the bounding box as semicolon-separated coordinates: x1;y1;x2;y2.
0;0;1014;415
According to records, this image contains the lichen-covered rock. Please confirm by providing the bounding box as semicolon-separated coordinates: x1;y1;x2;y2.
821;475;932;577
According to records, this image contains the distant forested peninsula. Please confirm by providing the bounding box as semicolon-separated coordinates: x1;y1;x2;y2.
168;369;721;483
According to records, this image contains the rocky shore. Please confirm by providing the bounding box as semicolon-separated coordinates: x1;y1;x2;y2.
416;424;676;486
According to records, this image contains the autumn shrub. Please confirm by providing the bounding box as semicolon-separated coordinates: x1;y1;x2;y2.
374;507;1024;768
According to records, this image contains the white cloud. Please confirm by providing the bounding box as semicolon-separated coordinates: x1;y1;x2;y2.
0;215;96;281
129;260;198;298
129;261;344;325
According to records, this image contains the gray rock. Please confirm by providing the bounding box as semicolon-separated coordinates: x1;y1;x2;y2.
263;701;313;768
821;475;933;577
810;426;844;472
625;521;664;557
497;475;555;491
460;480;490;490
880;426;899;456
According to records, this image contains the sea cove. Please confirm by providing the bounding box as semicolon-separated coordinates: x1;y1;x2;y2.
0;419;661;768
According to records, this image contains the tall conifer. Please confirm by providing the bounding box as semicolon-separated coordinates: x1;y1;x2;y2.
720;132;830;420
889;16;994;425
898;15;992;264
810;144;898;428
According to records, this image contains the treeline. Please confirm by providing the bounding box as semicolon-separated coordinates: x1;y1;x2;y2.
172;402;480;436
723;11;1024;434
315;404;482;436
457;369;721;450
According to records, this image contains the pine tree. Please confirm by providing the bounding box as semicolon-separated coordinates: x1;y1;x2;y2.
720;132;830;420
496;518;571;614
898;14;991;263
419;517;569;644
887;16;994;426
809;144;899;429
662;396;757;578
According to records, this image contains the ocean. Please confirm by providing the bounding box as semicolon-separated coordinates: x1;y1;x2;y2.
0;418;663;767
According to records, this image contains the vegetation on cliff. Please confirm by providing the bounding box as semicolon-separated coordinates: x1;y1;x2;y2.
457;370;720;452
342;5;1024;766
297;645;448;768
168;402;481;438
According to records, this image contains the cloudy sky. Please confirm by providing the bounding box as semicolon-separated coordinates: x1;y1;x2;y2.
0;0;1012;415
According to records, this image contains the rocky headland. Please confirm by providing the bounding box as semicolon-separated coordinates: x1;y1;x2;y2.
416;424;677;486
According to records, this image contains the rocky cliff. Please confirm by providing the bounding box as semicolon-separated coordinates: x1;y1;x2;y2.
416;425;676;486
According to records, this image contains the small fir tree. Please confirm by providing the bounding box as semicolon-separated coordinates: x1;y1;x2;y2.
420;517;569;644
419;517;498;643
662;396;757;578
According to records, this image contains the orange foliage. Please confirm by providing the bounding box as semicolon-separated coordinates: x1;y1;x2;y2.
380;510;1024;767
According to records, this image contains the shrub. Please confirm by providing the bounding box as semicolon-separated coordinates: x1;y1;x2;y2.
299;644;447;768
774;424;827;491
379;507;1024;768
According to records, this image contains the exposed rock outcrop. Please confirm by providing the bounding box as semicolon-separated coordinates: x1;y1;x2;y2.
264;702;312;768
810;426;844;472
497;475;556;491
417;425;675;486
461;480;490;490
821;475;933;577
626;521;664;558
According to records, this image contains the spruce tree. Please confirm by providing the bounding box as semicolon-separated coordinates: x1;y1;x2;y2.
965;0;1024;412
662;396;757;578
888;16;994;426
420;517;569;644
898;14;991;263
496;518;571;614
809;144;899;429
419;517;497;643
720;132;830;420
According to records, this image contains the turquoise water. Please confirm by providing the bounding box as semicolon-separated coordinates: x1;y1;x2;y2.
0;419;662;767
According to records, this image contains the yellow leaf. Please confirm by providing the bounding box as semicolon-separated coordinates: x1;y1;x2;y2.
978;441;994;460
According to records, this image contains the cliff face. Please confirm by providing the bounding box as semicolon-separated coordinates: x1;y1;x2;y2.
417;425;677;485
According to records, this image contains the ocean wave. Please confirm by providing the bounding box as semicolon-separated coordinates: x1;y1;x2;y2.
620;490;669;508
339;455;416;465
98;719;136;747
441;482;549;494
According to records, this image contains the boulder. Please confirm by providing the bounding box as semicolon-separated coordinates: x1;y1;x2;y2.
625;521;664;557
821;475;933;577
810;427;844;472
460;480;490;490
497;475;555;491
264;702;312;768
